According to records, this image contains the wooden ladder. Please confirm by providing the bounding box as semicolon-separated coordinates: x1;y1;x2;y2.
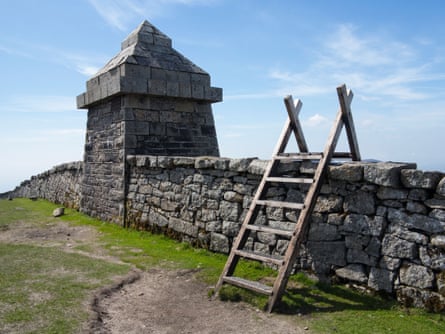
213;84;361;312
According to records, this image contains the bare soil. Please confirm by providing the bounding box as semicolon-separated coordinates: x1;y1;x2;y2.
1;215;308;334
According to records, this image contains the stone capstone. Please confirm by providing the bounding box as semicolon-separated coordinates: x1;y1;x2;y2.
364;162;416;187
77;21;222;107
328;163;364;182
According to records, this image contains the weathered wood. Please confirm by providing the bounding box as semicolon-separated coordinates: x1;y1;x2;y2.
234;250;284;266
245;224;294;237
275;152;323;160
256;200;304;210
284;95;308;153
266;176;314;184
214;84;361;313
266;84;361;312
213;108;300;295
222;276;273;295
337;84;361;161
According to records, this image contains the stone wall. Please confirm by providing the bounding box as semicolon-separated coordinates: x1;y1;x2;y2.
80;96;126;223
4;162;83;209
125;155;445;311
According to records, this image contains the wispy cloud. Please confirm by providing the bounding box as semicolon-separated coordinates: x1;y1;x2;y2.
269;24;445;102
88;0;218;31
0;95;76;113
57;51;104;77
0;39;105;77
302;114;329;127
0;44;32;58
324;24;414;67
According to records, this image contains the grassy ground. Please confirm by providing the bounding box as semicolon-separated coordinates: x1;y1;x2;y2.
0;199;131;333
1;198;444;333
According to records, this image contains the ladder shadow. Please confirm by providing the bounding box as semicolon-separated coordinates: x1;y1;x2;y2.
275;284;394;315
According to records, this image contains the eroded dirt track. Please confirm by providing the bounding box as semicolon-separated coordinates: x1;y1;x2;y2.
1;216;307;334
92;268;305;334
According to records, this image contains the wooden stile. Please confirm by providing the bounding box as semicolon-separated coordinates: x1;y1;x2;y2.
213;84;361;312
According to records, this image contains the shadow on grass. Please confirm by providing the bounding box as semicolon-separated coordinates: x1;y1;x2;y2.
275;282;395;315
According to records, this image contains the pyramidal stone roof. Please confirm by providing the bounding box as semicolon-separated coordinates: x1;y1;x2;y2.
77;20;222;108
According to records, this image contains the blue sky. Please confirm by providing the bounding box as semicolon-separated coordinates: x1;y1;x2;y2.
1;0;444;192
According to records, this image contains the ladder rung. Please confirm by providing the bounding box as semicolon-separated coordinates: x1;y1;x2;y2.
266;176;314;184
246;224;294;237
333;152;353;158
275;152;323;160
234;250;284;266
256;200;304;210
222;276;273;295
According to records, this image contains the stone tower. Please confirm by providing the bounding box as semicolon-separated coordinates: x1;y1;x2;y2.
77;20;222;223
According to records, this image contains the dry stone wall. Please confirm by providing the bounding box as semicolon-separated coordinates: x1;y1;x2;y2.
4;162;83;209
81;96;125;223
125;155;445;311
4;155;445;310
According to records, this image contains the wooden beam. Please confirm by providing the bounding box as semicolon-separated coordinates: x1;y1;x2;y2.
284;95;309;153
336;84;361;161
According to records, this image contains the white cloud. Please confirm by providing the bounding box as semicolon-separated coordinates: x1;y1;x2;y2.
303;114;329;127
0;44;32;58
58;51;104;77
0;39;105;77
324;24;414;67
268;24;445;103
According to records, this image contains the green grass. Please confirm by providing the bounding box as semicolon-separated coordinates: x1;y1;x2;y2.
0;197;57;227
1;198;445;334
0;243;130;334
280;269;445;334
61;207;229;284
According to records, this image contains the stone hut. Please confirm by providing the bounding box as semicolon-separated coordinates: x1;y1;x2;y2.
77;20;222;223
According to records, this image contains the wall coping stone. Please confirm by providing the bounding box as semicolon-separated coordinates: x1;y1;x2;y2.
363;162;417;187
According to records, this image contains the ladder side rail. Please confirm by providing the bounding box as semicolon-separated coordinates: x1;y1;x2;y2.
337;84;361;161
267;108;346;312
214;117;295;294
284;96;309;153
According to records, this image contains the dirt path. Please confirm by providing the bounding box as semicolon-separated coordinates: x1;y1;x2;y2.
1;216;308;334
92;268;306;334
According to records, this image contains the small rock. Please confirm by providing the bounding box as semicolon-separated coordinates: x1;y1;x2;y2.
52;207;65;217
